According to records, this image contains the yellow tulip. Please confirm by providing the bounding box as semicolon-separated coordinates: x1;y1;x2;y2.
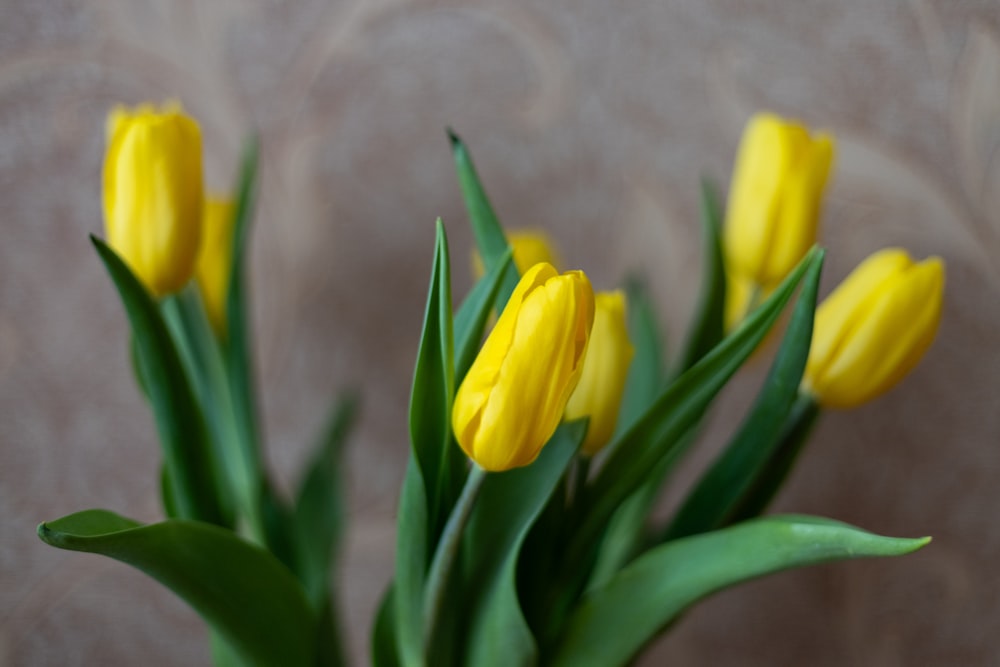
564;291;634;456
803;248;945;409
195;197;236;335
724;112;834;289
725;272;759;334
471;229;563;279
453;263;595;472
103;102;204;296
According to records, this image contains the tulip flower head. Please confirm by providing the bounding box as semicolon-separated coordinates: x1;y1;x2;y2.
471;229;563;279
725;113;834;291
195;197;236;336
803;248;944;409
103;102;204;297
453;263;595;472
564;290;635;456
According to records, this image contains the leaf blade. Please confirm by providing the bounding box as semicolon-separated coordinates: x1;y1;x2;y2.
92;237;223;524
551;516;930;667
664;245;824;540
448;129;520;311
38;509;316;667
461;422;587;667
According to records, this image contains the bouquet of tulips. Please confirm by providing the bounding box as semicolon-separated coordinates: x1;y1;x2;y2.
37;105;944;667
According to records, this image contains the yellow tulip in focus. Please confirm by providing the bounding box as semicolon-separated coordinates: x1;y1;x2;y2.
452;263;595;472
564;290;634;456
195;198;236;335
725;112;834;290
471;229;563;278
103;102;204;296
803;248;944;409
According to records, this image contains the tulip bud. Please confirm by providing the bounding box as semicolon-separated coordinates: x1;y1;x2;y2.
724;112;834;289
803;248;945;409
453;263;595;472
471;229;563;279
103;102;204;296
195;197;236;335
725;272;758;334
564;291;635;456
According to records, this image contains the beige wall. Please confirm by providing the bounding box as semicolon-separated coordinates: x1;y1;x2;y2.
2;1;998;664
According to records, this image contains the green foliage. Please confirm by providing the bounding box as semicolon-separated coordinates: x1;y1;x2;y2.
664;242;823;540
448;129;520;310
38;510;317;667
675;177;727;375
459;422;587;667
92;237;224;525
550;516;929;667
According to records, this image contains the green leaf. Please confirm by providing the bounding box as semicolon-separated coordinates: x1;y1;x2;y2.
448;129;520;311
675;177;727;375
223;137;267;536
409;219;460;531
92;237;224;525
160;465;179;519
292;394;357;667
259;478;299;580
574;249;825;570
394;460;430;667
460;422;587;667
453;248;513;385
160;288;243;527
372;586;402;667
550;515;930;667
664;246;824;540
294;392;358;608
728;394;821;522
613;274;667;439
539;251;823;636
38;509;316;667
590;276;668;588
395;220;461;667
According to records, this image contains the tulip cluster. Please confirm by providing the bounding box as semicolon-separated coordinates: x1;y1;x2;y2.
37;105;941;667
723;112;944;409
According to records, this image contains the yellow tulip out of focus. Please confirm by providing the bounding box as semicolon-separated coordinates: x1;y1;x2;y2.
471;229;563;278
195;198;236;336
564;290;634;456
724;112;834;326
452;263;595;472
103;102;204;297
803;248;945;409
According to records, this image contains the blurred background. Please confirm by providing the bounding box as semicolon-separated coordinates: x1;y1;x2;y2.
2;1;999;664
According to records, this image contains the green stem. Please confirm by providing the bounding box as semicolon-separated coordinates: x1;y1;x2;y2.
570;456;591;508
422;464;487;656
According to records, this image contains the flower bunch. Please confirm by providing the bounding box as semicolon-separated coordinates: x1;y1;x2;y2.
36;107;942;667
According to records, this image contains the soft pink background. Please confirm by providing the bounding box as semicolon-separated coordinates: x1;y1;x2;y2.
2;1;998;665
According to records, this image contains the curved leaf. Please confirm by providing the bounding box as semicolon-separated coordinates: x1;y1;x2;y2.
728;394;821;522
460;422;587;667
551;515;930;667
92;237;224;525
453;248;513;385
577;249;825;569
664;241;823;540
372;586;402;667
38;509;316;667
675;177;727;375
